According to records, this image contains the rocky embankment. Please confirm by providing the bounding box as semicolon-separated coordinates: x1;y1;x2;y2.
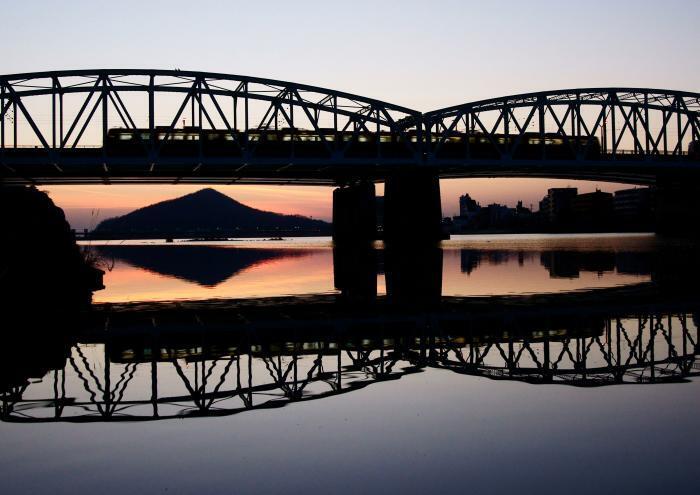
0;186;103;311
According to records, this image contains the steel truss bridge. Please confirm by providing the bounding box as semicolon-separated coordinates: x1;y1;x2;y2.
2;297;699;423
1;70;699;185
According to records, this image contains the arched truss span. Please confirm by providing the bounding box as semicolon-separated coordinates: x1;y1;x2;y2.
425;88;700;167
0;70;422;185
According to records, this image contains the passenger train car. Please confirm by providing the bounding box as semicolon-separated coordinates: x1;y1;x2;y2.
105;126;604;160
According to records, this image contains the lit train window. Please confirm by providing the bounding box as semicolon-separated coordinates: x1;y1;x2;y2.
118;134;133;141
380;135;392;143
224;134;234;141
323;135;335;142
358;135;370;142
140;133;150;141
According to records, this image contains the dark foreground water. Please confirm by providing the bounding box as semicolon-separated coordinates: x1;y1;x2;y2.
1;234;699;494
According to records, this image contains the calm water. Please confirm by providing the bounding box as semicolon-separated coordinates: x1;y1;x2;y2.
2;233;699;494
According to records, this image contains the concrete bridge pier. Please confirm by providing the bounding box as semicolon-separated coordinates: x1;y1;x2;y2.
383;171;446;242
655;177;700;237
332;182;377;243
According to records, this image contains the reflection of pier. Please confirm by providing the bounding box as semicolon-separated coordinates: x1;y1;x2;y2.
2;294;699;423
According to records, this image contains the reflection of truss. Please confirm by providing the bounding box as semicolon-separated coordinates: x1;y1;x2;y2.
2;313;698;423
1;71;699;184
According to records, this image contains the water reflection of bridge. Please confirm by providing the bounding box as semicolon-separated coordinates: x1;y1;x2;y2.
2;294;698;423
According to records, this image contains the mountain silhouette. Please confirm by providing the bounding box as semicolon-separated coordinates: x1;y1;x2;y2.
94;188;330;235
97;245;310;286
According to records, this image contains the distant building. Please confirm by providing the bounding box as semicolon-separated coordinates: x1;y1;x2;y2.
484;203;514;227
614;188;654;229
459;194;480;216
539;187;578;225
572;189;614;228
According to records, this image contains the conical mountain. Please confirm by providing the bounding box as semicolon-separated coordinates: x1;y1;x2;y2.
94;188;330;234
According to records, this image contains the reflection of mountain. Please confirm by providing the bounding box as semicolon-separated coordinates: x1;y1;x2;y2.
97;246;308;286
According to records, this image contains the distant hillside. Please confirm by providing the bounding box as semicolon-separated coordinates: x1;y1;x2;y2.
94;188;331;236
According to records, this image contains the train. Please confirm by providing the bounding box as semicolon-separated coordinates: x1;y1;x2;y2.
104;126;603;160
690;140;700;161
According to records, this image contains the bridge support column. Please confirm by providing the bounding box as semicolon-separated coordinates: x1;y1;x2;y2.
655;178;700;237
383;171;446;242
332;182;377;243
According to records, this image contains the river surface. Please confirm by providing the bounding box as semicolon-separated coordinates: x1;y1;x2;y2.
1;233;698;494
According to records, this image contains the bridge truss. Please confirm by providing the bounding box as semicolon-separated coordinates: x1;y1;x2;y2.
2;312;698;423
425;89;700;183
1;71;699;185
0;70;421;185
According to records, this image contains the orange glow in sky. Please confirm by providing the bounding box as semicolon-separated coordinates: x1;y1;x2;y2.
43;178;632;230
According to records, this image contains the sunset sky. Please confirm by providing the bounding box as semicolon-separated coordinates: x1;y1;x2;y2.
4;0;699;228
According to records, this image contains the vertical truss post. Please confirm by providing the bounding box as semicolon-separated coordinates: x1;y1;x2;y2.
503;103;510;157
233;95;238;130
197;80;203;163
59;88;64;150
244;82;249;159
289;94;295;160
104;342;111;416
576;96;582;158
1;84;4;150
663;110;668;155
102;76;108;157
538;96;545;159
644;93;650;155
676;97;682;157
633;106;639;154
616;319;621;371
649;318;656;381
464;114;471;159
151;338;158;418
611;93;617;158
51;77;57;149
190;87;195;127
149;75;155;160
13;99;17;148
